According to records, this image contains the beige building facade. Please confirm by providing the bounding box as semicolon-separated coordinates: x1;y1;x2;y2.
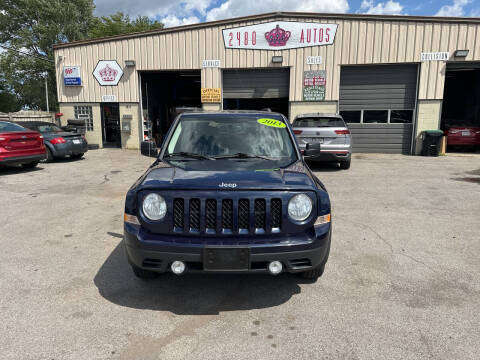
53;12;480;154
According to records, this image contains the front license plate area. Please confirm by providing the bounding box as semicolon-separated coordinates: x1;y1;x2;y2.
204;247;250;271
461;131;470;136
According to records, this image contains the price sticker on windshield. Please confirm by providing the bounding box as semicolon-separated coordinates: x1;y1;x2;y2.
257;118;286;128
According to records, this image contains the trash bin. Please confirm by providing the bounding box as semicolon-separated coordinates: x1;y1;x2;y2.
421;130;444;157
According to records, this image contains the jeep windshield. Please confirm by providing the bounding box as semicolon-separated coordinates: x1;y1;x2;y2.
163;113;298;169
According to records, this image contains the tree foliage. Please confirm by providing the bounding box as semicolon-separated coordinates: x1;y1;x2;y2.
0;2;164;111
0;0;96;110
88;12;164;39
0;80;21;113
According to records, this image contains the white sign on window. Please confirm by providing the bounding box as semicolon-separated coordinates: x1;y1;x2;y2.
102;95;117;102
223;21;337;50
421;52;449;61
202;60;221;68
306;56;322;65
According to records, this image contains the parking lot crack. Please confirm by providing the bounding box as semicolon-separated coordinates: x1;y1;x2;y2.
100;174;110;184
340;216;437;273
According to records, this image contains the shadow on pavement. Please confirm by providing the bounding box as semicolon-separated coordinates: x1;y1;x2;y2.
0;165;44;175
46;156;85;163
94;241;310;315
305;161;343;172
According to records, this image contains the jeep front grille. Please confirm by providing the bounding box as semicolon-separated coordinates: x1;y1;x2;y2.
221;199;233;232
238;199;249;232
254;199;266;232
205;199;217;232
271;198;282;230
172;198;282;235
189;199;201;232
173;198;184;230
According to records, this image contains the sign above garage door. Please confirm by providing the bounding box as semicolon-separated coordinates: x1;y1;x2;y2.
222;21;337;50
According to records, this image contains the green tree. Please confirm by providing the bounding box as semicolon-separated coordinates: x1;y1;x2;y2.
88;12;164;39
0;80;21;113
0;0;96;110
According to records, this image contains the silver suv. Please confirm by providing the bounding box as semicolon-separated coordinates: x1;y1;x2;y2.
292;113;352;169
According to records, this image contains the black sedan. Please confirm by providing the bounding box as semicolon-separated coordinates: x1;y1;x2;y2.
17;121;88;162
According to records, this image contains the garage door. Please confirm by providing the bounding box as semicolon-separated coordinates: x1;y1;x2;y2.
339;64;418;154
223;69;289;99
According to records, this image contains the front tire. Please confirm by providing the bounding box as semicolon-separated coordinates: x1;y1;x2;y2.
131;265;159;279
340;159;351;169
299;264;325;280
21;161;39;169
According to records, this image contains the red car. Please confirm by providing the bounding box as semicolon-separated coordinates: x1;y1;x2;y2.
446;126;480;148
0;121;47;169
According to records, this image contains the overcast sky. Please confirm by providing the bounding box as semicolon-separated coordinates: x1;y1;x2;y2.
93;0;480;27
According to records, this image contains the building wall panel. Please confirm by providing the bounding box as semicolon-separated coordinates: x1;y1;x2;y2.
55;15;480;104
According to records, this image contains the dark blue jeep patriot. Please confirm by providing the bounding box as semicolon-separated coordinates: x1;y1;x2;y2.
124;111;331;280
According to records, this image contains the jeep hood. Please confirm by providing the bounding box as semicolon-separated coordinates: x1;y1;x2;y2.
139;161;316;191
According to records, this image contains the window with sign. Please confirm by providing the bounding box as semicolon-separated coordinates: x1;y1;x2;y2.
74;105;93;131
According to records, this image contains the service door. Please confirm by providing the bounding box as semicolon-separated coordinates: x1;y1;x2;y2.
101;103;121;148
339;64;418;154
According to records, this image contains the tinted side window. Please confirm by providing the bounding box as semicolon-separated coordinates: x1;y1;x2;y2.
390;110;413;124
340;111;361;123
293;117;345;127
0;122;27;132
37;124;62;132
363;110;388;124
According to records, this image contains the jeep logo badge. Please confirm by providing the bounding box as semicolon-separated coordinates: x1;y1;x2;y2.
219;182;237;188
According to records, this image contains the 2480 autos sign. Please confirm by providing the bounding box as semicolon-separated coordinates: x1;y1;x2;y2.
222;21;338;50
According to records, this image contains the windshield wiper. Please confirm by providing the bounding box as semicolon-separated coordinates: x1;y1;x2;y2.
163;152;215;160
214;152;275;161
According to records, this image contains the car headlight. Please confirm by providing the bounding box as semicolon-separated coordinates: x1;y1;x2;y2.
288;194;313;221
142;193;167;220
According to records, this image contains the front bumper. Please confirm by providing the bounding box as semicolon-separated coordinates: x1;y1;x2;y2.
124;223;331;274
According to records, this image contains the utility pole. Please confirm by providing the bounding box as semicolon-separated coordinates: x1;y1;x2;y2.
44;75;49;112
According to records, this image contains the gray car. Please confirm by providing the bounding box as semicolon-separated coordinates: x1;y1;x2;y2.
292;113;352;169
17;121;88;162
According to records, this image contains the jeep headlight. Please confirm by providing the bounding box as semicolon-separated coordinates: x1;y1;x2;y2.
142;193;167;221
288;194;313;221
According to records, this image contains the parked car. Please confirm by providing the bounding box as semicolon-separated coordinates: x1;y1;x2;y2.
445;125;480;149
17;121;88;162
124;111;332;280
0;121;46;168
292;113;352;169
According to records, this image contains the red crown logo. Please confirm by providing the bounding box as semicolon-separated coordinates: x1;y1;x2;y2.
99;64;118;82
265;25;291;47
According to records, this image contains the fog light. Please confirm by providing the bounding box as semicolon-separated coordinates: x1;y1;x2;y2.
268;261;283;275
171;261;186;275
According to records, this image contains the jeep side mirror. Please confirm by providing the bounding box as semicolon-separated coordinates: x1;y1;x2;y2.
304;142;321;157
140;141;159;158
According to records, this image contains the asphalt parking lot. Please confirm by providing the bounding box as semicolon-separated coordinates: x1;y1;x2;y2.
1;149;479;360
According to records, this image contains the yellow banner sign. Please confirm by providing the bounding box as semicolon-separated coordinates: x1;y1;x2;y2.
201;88;221;103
